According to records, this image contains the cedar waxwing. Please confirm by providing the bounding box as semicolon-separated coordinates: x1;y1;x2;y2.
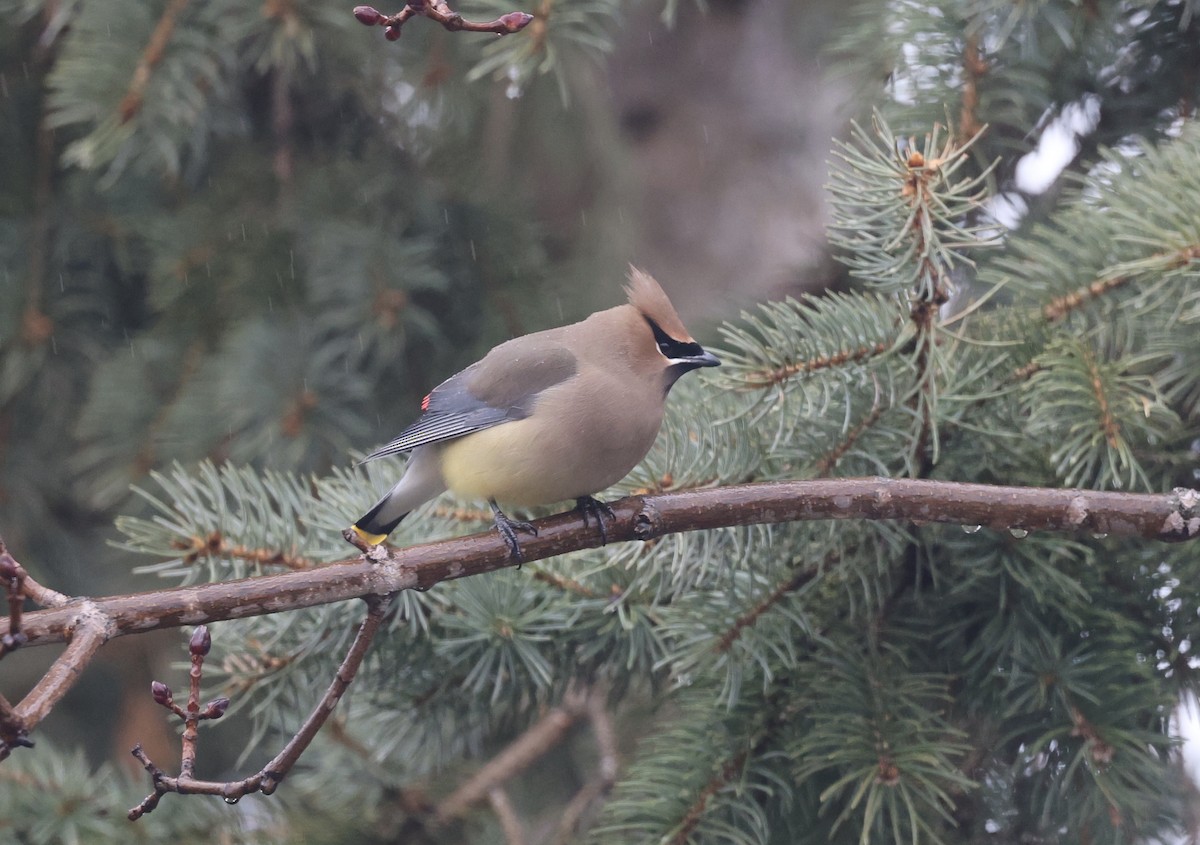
348;268;719;559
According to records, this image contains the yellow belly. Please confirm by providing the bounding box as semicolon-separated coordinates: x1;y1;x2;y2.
438;413;653;507
439;420;582;506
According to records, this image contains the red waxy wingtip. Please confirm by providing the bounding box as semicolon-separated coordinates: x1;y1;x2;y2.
421;394;431;411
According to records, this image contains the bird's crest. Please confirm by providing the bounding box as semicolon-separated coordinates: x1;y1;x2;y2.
624;266;693;341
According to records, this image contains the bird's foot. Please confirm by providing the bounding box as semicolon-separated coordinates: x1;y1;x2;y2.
575;496;616;545
489;499;538;563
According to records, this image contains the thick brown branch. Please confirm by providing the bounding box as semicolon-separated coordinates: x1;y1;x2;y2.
6;481;1200;656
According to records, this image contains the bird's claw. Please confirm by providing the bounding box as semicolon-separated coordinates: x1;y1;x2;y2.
575;496;616;545
489;500;537;563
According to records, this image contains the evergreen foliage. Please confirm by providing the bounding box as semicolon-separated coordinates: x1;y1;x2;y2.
2;0;1200;843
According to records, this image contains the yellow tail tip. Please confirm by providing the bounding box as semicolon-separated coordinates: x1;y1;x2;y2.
350;525;388;546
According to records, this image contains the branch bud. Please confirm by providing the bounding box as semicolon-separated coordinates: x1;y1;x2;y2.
151;680;173;706
353;5;384;25
384;24;402;40
0;551;19;581
499;12;534;31
189;625;211;657
201;697;231;720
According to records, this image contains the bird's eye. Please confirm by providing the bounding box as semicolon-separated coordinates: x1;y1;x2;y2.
646;316;704;360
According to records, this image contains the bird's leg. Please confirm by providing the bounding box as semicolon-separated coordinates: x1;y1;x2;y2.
488;499;538;563
574;496;616;545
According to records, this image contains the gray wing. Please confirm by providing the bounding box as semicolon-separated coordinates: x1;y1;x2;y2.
359;342;577;462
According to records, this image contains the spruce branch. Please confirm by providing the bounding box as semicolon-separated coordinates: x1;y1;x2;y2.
128;594;395;819
715;292;905;395
353;2;533;41
738;340;892;390
1042;273;1135;324
173;531;315;571
712;564;822;656
1041;244;1200;323
551;690;619;843
7;480;1200;655
434;689;588;822
530;567;601;598
812;379;887;475
118;0;191;123
672;749;751;845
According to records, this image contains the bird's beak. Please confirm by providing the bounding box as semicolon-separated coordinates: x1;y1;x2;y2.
684;349;721;368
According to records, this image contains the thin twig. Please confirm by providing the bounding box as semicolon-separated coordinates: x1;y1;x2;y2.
959;35;986;141
435;692;588;822
0;541;26;656
353;2;532;41
0;608;109;761
487;787;526;845
119;0;191;122
551;689;620;845
128;593;395;818
7;481;1200;658
0;693;31;757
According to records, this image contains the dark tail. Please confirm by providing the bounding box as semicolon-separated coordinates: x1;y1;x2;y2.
349;495;409;546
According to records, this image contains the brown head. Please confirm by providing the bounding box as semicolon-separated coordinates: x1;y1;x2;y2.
623;266;720;388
